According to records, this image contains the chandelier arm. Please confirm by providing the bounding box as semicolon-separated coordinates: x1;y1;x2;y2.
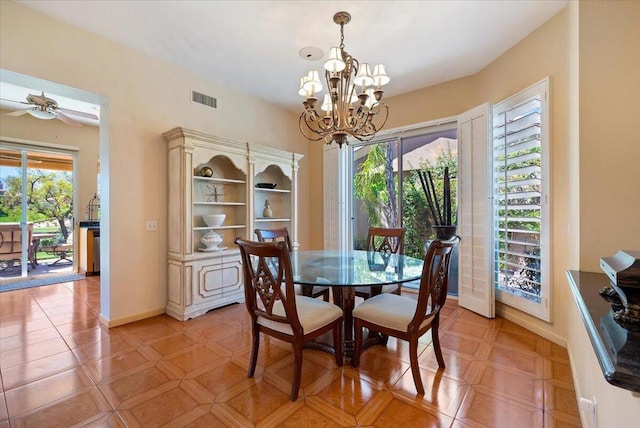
330;71;340;132
299;112;330;142
336;77;345;130
364;104;390;136
350;108;369;133
343;58;357;130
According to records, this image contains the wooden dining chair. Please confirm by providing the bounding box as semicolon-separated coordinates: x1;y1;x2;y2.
235;238;344;401
355;226;406;299
351;237;459;395
255;227;330;301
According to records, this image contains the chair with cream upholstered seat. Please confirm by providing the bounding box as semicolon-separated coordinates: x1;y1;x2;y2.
351;237;459;395
255;227;330;301
235;237;343;401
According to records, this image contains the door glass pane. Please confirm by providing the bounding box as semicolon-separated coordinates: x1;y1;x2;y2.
0;148;27;277
401;131;458;258
400;130;458;294
352;139;399;250
1;148;75;281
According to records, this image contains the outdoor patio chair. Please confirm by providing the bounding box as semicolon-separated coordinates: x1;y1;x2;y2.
41;232;73;266
0;222;33;272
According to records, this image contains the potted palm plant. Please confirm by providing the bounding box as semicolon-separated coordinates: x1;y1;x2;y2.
417;167;457;240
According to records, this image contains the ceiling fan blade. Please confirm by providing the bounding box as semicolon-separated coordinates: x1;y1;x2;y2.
0;98;34;106
57;107;99;120
53;110;82;127
6;109;31;117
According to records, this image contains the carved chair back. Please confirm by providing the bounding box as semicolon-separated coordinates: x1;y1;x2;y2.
366;226;405;255
255;227;292;252
235;238;302;335
411;238;459;329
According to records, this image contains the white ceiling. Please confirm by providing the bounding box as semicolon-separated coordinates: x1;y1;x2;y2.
7;0;567;116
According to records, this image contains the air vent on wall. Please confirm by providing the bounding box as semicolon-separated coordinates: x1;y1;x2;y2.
191;90;217;109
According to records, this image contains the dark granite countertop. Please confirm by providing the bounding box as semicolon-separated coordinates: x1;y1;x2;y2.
567;270;640;392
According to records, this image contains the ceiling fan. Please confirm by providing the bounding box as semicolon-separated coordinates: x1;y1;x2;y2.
1;92;98;126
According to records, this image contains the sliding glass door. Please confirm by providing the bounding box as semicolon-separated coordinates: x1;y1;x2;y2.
0;144;77;282
351;139;400;250
349;125;459;293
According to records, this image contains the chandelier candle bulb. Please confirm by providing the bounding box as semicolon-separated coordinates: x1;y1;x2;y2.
325;47;345;72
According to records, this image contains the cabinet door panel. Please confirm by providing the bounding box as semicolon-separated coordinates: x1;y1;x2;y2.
220;258;242;296
195;257;242;302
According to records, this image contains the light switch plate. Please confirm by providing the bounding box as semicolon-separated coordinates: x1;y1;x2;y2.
146;220;158;231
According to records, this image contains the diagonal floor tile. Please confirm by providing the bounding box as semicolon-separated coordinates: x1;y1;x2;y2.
118;383;208;427
4;367;94;418
392;366;469;418
0;349;80;390
8;387;112;428
223;378;292;425
456;387;543;427
367;396;453;427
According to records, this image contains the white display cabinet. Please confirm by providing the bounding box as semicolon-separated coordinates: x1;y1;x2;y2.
164;128;302;320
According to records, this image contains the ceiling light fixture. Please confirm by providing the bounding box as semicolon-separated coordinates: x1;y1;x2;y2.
298;11;390;148
27;108;56;120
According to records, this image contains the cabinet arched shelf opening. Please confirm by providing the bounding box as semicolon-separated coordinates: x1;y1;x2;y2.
193;155;247;249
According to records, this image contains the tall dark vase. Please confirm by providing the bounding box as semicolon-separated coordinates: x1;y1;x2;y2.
426;225;459;296
432;225;457;240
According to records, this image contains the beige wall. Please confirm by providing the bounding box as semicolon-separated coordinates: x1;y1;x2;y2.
571;1;640;426
0;1;309;323
578;0;640;270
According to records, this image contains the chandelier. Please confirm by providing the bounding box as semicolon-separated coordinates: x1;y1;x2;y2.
298;11;390;148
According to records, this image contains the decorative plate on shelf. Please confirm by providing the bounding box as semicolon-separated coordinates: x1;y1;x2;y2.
256;183;277;189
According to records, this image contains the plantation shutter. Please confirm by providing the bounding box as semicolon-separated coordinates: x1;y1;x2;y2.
457;103;495;318
493;79;550;321
323;144;340;249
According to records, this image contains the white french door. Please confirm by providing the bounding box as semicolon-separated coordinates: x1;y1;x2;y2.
457;103;494;318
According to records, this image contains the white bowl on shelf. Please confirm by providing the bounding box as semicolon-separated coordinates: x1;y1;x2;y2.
202;214;225;227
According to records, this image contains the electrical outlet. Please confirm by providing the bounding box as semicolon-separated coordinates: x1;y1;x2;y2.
146;220;158;232
579;396;597;428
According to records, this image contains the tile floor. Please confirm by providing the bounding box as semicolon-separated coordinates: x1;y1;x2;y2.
0;278;581;427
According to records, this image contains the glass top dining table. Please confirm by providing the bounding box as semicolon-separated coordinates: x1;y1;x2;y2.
289;250;424;358
289;250;423;287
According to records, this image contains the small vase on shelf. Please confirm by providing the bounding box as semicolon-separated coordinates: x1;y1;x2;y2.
263;200;273;218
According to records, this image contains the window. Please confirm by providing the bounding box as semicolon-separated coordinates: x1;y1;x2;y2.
492;79;550;321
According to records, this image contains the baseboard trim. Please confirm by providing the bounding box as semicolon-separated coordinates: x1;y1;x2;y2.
496;305;566;347
99;307;166;328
